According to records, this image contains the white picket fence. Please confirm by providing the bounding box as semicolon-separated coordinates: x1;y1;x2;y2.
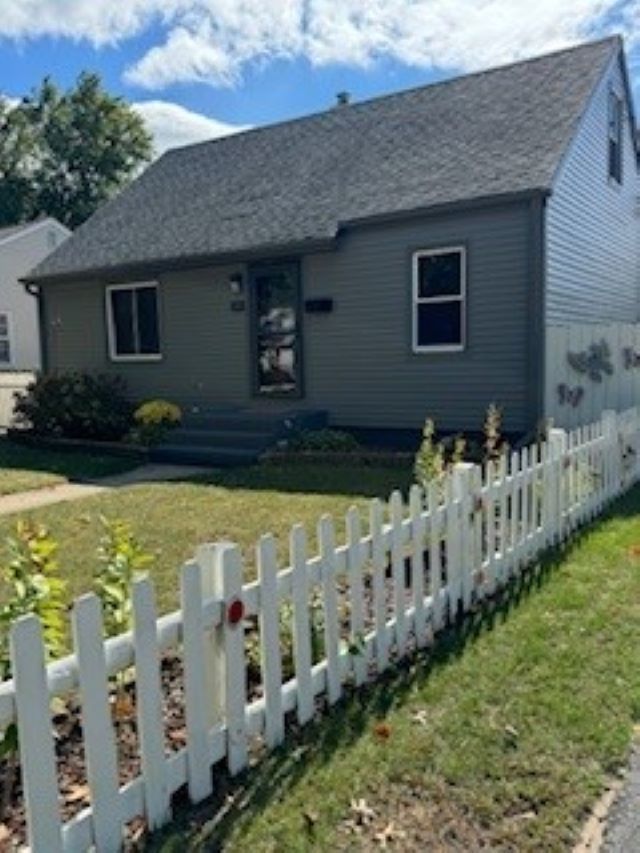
3;407;640;852
0;372;33;430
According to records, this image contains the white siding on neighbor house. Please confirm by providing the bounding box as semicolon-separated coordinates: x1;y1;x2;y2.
0;221;70;371
545;52;639;324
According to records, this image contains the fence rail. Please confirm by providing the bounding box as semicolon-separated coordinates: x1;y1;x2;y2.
4;407;640;851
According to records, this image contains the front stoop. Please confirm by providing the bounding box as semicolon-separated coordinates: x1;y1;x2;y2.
150;408;327;467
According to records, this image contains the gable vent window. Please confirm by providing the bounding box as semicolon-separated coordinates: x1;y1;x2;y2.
0;313;11;364
106;283;161;361
608;91;623;184
412;247;466;352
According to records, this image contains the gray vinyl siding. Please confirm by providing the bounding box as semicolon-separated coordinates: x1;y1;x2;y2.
546;52;639;323
43;201;534;433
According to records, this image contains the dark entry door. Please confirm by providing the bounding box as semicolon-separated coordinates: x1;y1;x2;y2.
251;262;302;397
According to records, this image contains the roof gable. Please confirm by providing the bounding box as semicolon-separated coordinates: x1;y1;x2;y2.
30;36;622;283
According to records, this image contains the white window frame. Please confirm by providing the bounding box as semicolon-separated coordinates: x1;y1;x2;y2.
412;246;466;354
105;282;162;363
0;311;13;367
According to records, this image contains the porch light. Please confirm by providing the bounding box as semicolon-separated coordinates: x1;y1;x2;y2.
229;272;244;295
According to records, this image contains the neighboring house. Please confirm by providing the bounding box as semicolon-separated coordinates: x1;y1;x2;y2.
24;37;640;445
1;219;71;371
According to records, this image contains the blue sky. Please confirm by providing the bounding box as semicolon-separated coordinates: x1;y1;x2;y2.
1;1;639;154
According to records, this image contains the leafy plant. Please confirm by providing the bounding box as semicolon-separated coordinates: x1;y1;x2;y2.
129;399;182;446
414;419;446;488
0;521;67;820
14;371;133;440
95;517;154;638
483;403;506;464
0;521;67;680
288;429;360;453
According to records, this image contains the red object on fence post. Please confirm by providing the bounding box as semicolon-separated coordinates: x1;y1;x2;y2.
227;598;244;625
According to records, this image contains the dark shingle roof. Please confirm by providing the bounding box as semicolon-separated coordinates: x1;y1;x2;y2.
30;37;621;283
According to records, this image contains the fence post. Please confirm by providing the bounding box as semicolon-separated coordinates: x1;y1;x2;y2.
209;542;248;776
602;410;620;498
548;428;567;543
452;463;475;611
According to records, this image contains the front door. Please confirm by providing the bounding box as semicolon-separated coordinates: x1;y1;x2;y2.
251;261;302;397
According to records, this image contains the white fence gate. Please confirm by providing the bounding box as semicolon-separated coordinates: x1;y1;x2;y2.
0;372;33;430
546;322;640;429
2;407;640;851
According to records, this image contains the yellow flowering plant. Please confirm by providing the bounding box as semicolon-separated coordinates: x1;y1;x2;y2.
130;399;182;445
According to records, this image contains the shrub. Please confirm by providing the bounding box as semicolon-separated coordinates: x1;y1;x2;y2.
14;372;133;440
129;399;182;446
288;429;360;453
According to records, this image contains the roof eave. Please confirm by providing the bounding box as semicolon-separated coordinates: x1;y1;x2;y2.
22;235;338;286
340;188;551;231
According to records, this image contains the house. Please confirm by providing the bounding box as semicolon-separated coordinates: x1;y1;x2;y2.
1;218;70;371
23;36;640;457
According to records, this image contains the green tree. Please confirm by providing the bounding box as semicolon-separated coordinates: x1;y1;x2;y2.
0;73;152;229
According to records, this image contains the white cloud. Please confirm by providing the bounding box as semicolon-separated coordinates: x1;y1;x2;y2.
132;100;249;154
0;0;638;89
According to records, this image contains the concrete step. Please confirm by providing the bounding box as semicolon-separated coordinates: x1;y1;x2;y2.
167;428;274;450
150;444;260;467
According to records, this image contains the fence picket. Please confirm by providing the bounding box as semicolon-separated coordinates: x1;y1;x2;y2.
180;560;213;802
410;485;427;647
10;616;63;853
389;491;408;655
5;405;640;849
72;595;123;852
452;464;474;610
133;578;171;829
347;507;368;685
427;483;443;632
370;499;389;672
290;525;314;724
211;544;248;775
318;515;342;702
444;475;460;620
257;534;284;747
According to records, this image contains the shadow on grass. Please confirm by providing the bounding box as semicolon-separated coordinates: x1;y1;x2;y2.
0;438;138;484
147;488;640;851
190;461;414;501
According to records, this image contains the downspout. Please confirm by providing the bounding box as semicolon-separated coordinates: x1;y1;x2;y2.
23;282;47;374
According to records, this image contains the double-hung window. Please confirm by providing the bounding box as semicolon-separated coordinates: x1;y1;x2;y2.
412;247;466;352
0;313;11;365
106;282;161;361
608;90;623;184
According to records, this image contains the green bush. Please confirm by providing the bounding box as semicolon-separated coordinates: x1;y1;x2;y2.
14;372;133;440
288;428;360;452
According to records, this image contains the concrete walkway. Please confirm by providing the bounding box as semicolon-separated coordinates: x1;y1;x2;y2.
0;463;211;517
601;746;640;851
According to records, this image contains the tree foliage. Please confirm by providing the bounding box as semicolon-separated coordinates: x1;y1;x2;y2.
0;73;152;229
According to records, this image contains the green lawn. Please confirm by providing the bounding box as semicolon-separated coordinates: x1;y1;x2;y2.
148;487;640;852
0;462;413;614
0;440;138;496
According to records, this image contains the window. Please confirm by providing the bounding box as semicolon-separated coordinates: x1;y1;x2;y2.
106;283;161;361
0;313;11;365
608;91;623;183
412;247;466;352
